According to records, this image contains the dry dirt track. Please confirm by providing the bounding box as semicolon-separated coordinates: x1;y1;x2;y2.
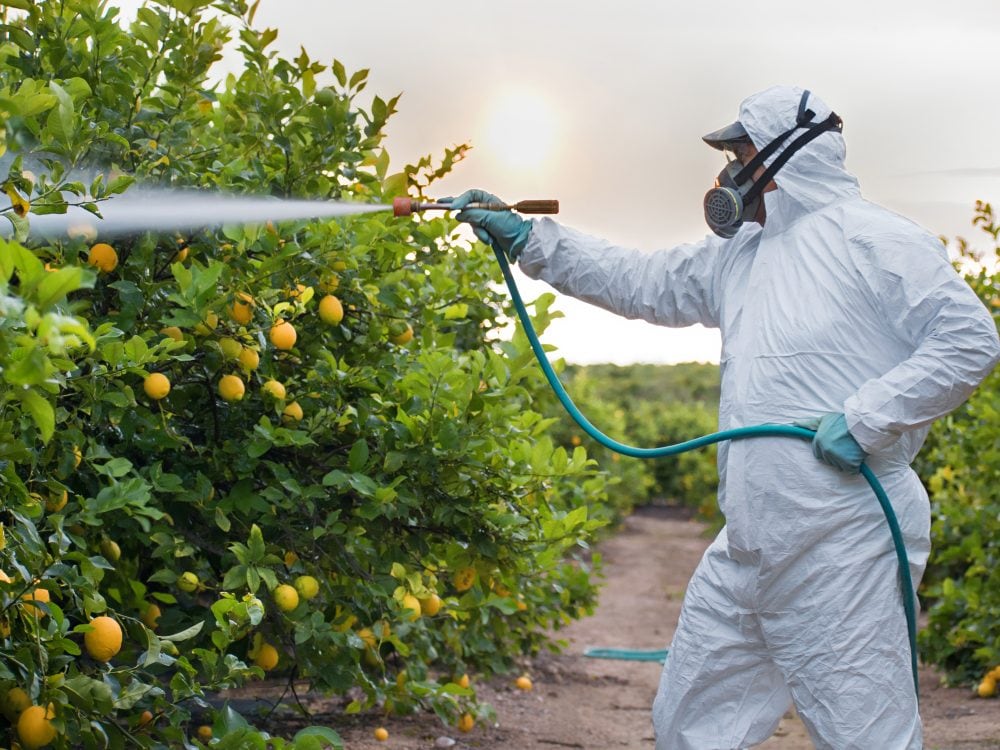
263;508;1000;749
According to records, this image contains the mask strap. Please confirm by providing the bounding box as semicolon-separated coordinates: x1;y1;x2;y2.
741;113;843;204
733;90;816;185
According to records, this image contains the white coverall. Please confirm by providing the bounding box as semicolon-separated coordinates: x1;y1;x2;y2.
515;86;1000;749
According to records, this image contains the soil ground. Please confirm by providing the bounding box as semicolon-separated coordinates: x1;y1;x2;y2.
236;507;1000;749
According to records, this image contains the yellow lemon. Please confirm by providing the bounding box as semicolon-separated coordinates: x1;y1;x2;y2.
401;594;421;621
287;283;309;299
142;603;161;630
283;550;299;567
71;444;83;468
21;587;50;618
374;727;389;741
160;326;183;341
254;642;279;671
67;223;98;242
273;584;299;612
457;673;470;689
100;539;121;562
143;372;171;400
389;322;414;345
218;374;245;402
458;712;474;733
178;572;199;593
45;490;68;513
263;380;287;400
84;615;123;662
229;293;254;324
197;725;213;741
453;567;476;592
218;337;243;360
318;274;339;293
978;676;997;698
88;243;118;272
318;295;344;325
282;401;304;423
2;687;31;721
294;575;319;600
193;310;219;336
269;319;297;350
515;675;533;691
238;347;260;370
419;593;442;617
17;704;56;750
358;627;377;649
332;259;348;272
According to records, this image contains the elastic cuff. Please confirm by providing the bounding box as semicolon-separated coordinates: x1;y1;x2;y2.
843;403;899;455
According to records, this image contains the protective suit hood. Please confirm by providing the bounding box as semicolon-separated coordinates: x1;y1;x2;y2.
738;86;861;232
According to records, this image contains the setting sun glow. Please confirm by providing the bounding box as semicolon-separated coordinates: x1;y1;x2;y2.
482;91;559;173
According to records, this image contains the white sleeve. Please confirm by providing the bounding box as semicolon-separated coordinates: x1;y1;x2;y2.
844;232;1000;453
517;217;725;328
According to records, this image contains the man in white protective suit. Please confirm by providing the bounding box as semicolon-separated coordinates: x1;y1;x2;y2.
449;85;1000;749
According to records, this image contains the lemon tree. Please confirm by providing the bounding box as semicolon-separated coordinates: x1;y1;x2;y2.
916;201;1000;685
0;1;608;745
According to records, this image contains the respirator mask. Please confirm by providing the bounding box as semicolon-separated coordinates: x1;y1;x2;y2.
703;90;843;238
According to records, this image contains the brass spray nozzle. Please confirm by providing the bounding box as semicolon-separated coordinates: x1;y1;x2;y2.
392;197;559;217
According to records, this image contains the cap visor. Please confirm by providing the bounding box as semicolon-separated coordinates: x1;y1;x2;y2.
702;121;749;150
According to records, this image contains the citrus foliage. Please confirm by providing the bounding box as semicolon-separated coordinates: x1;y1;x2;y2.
917;201;1000;685
0;1;607;746
549;363;720;520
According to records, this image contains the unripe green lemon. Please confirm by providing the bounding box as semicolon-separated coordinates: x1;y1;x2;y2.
218;337;243;359
294;575;319;600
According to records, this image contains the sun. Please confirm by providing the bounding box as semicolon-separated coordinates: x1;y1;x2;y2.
483;90;559;172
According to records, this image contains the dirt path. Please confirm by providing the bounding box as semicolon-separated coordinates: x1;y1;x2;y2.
270;508;1000;749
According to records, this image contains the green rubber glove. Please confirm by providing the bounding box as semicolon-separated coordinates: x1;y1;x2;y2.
795;413;868;474
444;190;532;262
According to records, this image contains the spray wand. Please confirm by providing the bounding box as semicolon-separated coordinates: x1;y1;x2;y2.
392;197;559;217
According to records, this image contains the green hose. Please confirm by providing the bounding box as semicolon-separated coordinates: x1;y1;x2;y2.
492;247;919;696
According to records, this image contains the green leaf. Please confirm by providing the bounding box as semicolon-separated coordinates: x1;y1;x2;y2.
19;389;54;442
160;621;205;643
292;727;343;749
348;439;369;472
166;0;212;14
247;523;265;562
36;266;84;308
45;81;76;148
106;174;136;196
332;59;347;86
381;172;407;198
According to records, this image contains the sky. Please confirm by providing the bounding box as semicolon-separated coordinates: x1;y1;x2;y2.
115;0;1000;365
